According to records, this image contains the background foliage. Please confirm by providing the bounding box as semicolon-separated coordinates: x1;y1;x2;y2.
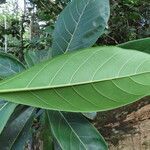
0;0;149;57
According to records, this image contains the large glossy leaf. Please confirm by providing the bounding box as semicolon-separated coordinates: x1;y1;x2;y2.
52;0;110;56
0;47;149;112
47;111;108;150
0;107;35;149
0;102;17;134
0;52;25;79
118;37;150;54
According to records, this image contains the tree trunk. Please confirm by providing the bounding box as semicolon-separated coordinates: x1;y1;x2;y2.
95;97;150;150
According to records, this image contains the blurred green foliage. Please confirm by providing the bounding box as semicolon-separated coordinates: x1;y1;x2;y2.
98;0;150;45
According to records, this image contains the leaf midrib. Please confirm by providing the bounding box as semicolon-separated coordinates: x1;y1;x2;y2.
59;112;87;150
9;108;34;149
0;71;149;93
47;111;87;150
64;0;90;53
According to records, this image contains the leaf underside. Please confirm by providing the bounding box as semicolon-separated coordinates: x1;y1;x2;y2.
47;111;108;150
52;0;110;56
0;102;17;134
0;107;35;149
0;47;149;112
0;52;26;134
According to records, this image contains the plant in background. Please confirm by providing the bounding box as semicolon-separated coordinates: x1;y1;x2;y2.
0;0;150;149
98;0;150;45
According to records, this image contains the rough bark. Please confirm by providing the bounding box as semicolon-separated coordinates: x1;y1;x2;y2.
95;97;150;150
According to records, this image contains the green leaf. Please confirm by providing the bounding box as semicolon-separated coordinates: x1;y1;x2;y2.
0;52;25;134
47;111;108;150
0;107;35;149
118;38;150;54
52;0;110;56
40;111;54;150
0;47;149;112
0;102;17;134
0;52;25;79
0;52;25;133
24;49;52;67
83;112;97;120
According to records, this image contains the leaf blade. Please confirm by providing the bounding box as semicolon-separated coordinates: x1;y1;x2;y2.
40;111;54;150
0;107;35;149
118;37;150;54
0;52;26;134
52;0;110;56
0;102;17;134
47;111;108;150
0;47;149;112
